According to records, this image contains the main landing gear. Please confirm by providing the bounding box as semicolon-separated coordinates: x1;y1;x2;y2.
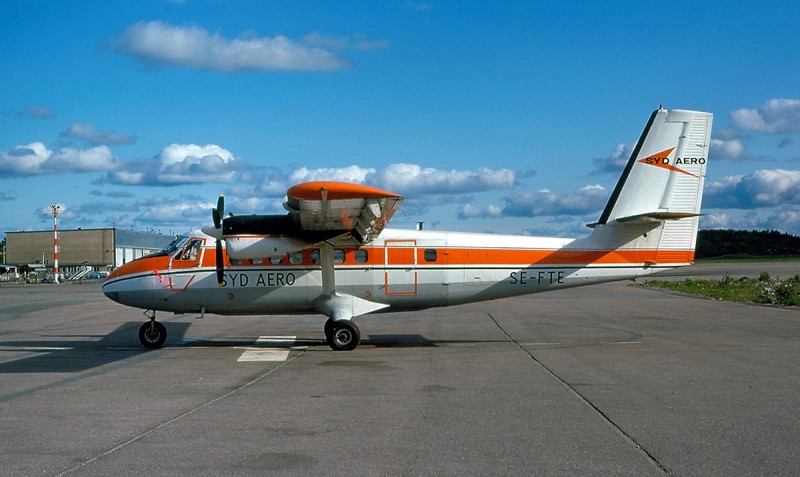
139;310;167;349
324;318;361;351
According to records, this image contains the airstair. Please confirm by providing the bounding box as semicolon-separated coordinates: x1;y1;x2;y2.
68;266;92;281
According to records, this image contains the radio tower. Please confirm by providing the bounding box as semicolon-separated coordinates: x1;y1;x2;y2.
51;204;60;284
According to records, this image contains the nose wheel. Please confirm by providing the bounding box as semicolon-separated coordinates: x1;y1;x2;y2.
324;318;360;351
138;311;167;349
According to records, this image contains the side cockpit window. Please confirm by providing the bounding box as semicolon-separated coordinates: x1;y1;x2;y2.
178;239;203;261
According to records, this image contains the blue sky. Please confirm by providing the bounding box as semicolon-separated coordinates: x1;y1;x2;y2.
2;1;799;238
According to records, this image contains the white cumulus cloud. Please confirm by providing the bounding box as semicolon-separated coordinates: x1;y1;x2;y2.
289;165;376;184
710;138;744;159
502;184;609;217
105;143;239;186
114;21;350;72
704;169;800;209
367;163;517;194
0;142;117;175
731;99;800;134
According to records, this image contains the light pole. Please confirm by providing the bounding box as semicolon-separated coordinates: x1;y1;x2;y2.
50;204;60;284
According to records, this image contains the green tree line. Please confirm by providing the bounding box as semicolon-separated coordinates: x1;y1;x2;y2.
696;229;800;258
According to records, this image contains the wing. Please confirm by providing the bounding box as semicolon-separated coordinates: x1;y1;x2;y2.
207;181;402;323
283;181;403;245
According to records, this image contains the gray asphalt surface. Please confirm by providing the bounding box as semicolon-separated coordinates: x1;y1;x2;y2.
0;262;798;476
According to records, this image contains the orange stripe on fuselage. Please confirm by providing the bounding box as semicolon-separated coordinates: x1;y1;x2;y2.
430;248;694;265
216;245;693;267
106;245;694;282
106;255;172;280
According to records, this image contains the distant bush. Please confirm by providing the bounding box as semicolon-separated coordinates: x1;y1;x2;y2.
774;274;800;306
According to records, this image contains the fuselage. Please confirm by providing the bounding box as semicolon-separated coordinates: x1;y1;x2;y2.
102;227;692;316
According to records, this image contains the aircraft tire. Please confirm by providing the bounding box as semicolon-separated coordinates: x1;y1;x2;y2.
138;321;167;349
326;320;360;351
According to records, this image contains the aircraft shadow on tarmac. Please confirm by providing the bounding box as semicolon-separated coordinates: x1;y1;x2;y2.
0;322;191;374
0;326;525;374
179;334;506;349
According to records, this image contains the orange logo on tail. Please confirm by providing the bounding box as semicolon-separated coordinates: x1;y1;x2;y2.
638;147;699;177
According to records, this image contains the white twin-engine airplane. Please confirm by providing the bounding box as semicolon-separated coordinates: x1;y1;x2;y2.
103;108;713;351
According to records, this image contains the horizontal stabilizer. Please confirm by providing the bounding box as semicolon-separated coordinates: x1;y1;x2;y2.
614;211;704;223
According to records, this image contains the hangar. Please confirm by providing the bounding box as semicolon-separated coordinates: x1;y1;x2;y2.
4;228;173;280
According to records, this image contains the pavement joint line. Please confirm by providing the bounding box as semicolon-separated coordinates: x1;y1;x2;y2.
486;312;668;475
54;349;306;477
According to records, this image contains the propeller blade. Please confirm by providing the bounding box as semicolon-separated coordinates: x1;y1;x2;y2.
215;238;224;287
212;194;224;229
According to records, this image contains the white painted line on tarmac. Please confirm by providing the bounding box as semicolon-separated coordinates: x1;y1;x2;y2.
0;346;73;351
237;336;296;362
255;336;296;346
237;349;291;362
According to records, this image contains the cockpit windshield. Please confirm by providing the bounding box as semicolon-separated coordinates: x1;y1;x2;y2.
163;235;189;255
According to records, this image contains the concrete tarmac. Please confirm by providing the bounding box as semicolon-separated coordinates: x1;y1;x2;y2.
0;262;798;476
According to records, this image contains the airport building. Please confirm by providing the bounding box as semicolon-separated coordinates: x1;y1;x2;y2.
4;228;174;280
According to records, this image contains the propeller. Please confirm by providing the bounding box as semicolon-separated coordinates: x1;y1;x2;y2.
212;195;225;287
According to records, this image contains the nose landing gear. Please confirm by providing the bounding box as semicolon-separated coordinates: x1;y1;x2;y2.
138;310;167;349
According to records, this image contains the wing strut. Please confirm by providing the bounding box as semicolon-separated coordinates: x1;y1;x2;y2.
320;242;336;296
313;242;388;322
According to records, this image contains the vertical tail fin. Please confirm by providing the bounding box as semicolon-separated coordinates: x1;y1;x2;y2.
598;108;713;224
589;108;713;263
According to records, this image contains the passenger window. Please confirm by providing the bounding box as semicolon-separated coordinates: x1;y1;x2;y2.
333;249;345;264
269;255;283;265
289;252;303;265
250;258;264;265
355;249;368;263
311;250;320;264
424;249;438;262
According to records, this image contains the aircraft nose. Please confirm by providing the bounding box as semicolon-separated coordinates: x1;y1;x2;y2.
102;280;120;303
102;269;123;303
103;289;120;303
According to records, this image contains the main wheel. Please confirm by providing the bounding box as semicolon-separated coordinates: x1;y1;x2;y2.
138;321;167;349
326;320;361;351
